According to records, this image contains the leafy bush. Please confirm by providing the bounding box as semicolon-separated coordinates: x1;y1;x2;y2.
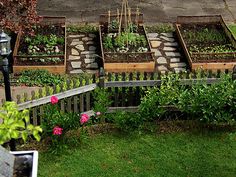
139;73;236;124
93;88;113;122
0;102;42;144
111;111;143;132
17;69;65;86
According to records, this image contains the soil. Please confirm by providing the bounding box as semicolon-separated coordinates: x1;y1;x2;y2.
180;23;236;62
101;25;153;63
15;25;65;65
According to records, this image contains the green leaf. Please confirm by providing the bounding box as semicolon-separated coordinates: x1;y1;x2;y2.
22;131;28;142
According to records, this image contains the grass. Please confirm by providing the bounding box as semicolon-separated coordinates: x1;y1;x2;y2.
38;130;236;177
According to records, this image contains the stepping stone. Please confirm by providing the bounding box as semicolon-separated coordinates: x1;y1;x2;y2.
150;40;162;48
71;61;82;69
156;57;167;64
160;36;175;42
71;41;83;46
165;52;181;57
68;55;81;60
82;37;93;41
157;65;168;71
170;62;187;68
89;34;96;38
165;42;178;47
163;46;176;51
147;33;158;38
84;58;96;64
86;41;95;45
85;54;96;59
161;33;174;38
68;34;85;38
86;70;98;74
81;51;96;55
170;58;180;63
174;68;187;73
89;46;96;51
151;49;162;57
70;69;84;74
86;63;98;69
71;49;80;55
75;44;85;51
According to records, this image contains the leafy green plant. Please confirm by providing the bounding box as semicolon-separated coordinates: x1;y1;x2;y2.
103;35;114;49
93;88;113;122
17;69;65;86
145;23;175;33
0;102;42;144
111;111;143;132
66;24;98;33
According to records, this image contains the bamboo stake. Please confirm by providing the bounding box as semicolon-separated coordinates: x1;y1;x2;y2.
119;0;124;35
117;9;119;23
124;0;127;30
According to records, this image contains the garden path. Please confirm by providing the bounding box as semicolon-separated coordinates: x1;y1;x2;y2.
66;32;187;73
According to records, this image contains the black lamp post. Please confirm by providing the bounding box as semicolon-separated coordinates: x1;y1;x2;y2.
0;30;15;150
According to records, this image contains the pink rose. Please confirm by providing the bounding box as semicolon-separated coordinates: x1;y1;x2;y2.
50;96;58;104
96;112;101;116
80;114;90;125
53;126;63;135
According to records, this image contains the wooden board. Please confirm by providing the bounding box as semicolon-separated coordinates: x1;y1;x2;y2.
13;65;66;74
104;62;155;72
192;62;236;71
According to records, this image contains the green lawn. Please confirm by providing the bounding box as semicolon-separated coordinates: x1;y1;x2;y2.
38;130;236;177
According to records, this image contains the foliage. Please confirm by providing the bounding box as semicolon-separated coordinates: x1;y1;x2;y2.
93;88;113;121
17;69;65;86
111;111;143;131
177;74;236;123
66;24;98;33
0;0;40;33
108;20;119;31
183;27;227;44
0;102;42;144
139;72;236;124
145;23;175;33
139;73;182;121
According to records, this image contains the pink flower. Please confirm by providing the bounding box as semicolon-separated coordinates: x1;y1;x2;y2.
80;114;90;125
96;112;101;116
51;96;58;104
53;126;63;135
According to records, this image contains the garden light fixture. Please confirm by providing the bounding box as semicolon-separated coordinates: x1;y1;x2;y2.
0;30;15;150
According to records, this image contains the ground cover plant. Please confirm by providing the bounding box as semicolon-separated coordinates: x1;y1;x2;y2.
229;24;236;38
145;23;175;33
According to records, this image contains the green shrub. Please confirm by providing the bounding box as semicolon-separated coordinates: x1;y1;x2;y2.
17;69;65;86
111;111;143;131
139;72;236;124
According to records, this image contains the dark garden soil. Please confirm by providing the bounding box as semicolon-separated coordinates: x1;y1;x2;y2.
180;24;236;62
15;25;65;65
100;25;153;63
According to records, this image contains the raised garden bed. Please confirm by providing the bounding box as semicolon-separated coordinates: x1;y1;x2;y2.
175;15;236;71
13;16;66;74
99;11;154;72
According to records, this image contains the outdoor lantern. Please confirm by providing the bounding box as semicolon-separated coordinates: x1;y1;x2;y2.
0;30;11;57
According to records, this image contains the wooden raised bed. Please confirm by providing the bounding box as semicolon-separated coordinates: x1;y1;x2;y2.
99;13;154;72
13;16;66;74
175;15;236;71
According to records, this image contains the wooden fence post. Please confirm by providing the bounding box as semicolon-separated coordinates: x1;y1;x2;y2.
233;65;236;81
99;67;105;88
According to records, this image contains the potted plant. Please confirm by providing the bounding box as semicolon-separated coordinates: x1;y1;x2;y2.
0;101;42;177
